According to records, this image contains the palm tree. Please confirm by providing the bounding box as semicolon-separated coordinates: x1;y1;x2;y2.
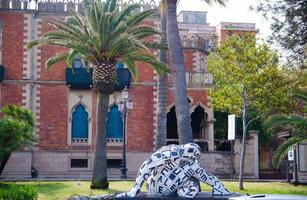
28;0;168;189
165;0;226;144
263;89;307;183
155;0;168;149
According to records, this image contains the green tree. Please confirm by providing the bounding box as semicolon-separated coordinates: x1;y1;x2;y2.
166;0;226;144
208;35;292;190
254;0;307;68
27;0;168;189
0;105;36;175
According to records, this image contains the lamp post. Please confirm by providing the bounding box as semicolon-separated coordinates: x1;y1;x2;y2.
118;86;133;179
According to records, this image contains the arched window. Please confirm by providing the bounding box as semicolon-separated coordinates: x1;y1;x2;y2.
191;105;208;151
71;104;89;143
107;105;123;139
191;106;207;139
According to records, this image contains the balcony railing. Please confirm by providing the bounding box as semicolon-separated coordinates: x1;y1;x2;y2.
66;67;131;90
107;138;123;146
168;72;213;88
0;65;4;83
180;35;212;52
72;138;88;144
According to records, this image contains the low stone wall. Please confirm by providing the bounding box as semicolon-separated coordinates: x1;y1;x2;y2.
1;135;259;180
1;152;32;178
1;151;233;179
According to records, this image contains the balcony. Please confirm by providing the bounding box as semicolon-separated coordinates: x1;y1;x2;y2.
66;68;93;89
0;65;4;83
66;67;131;90
115;68;131;90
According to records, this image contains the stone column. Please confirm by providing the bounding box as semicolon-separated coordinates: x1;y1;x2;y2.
234;130;259;178
206;108;214;151
249;130;259;179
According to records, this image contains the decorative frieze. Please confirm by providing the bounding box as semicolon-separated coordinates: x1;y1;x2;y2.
2;0;157;12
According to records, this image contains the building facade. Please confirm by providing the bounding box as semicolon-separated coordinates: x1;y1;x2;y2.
0;0;260;179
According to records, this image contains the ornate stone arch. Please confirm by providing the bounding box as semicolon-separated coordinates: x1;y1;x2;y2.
67;91;93;145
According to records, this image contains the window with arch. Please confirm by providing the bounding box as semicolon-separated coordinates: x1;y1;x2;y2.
71;104;89;144
191;105;208;139
107;105;123;141
166;104;209;151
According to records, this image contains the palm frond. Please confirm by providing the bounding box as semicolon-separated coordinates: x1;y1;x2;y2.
67;50;79;67
28;0;167;77
126;9;157;27
112;4;141;27
292;89;307;103
45;52;69;69
272;136;307;167
125;53;170;76
123;59;139;81
144;42;168;50
201;0;227;6
263;115;307;135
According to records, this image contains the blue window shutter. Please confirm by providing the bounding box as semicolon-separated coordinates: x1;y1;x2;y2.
72;104;89;139
107;105;123;138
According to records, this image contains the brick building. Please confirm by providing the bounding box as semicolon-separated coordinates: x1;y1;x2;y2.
0;0;260;179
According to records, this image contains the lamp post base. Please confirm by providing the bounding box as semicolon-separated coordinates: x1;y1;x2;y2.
120;167;128;179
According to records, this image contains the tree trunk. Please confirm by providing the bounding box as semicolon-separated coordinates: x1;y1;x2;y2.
166;0;193;144
239;89;248;190
155;0;168;150
0;153;11;175
91;91;110;189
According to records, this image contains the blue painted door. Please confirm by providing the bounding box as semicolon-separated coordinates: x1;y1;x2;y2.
107;105;123;138
72;104;89;139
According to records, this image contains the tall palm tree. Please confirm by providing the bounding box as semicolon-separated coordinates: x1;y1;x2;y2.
155;0;168;149
263;89;307;183
28;0;168;189
166;0;226;144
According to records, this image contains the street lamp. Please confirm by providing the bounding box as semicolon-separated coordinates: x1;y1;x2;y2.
118;86;133;179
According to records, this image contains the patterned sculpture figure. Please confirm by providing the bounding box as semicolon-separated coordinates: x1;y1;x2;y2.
117;143;232;198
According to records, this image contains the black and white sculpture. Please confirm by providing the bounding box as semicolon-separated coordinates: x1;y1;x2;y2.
117;143;232;198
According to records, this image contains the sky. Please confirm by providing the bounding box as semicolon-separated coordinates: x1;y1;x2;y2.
176;0;272;41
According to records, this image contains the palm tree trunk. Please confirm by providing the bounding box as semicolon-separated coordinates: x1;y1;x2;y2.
155;0;168;150
91;91;110;189
0;153;11;175
166;0;193;144
239;89;248;190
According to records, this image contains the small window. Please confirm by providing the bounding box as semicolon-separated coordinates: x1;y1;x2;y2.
107;159;122;168
71;159;88;168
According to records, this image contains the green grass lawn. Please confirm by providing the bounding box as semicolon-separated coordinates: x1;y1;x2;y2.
0;181;307;200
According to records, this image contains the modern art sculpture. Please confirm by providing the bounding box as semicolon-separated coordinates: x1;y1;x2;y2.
117;143;232;198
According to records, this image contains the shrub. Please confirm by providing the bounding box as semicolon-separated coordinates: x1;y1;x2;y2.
0;184;38;200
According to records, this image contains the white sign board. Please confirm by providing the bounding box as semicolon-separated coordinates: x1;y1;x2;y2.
228;114;236;140
288;148;294;161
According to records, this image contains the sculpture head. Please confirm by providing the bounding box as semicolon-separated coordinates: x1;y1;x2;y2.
181;143;201;161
